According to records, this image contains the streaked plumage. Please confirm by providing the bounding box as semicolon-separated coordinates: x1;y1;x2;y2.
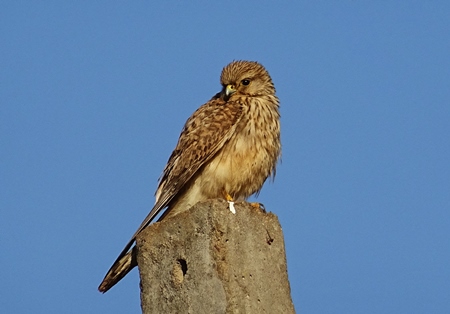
98;60;281;293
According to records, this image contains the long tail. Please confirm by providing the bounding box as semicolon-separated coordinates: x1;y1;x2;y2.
98;199;172;293
98;246;138;293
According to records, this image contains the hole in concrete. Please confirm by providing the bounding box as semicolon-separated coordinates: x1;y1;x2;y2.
177;258;188;276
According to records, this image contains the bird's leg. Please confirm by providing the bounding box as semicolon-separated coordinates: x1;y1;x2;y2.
222;190;236;214
250;202;266;213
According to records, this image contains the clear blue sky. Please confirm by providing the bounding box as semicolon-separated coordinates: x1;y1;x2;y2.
1;2;449;313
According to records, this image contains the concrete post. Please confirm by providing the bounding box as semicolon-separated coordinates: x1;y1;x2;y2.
136;199;295;314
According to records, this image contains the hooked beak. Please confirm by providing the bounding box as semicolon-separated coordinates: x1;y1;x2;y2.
221;84;236;101
225;84;236;96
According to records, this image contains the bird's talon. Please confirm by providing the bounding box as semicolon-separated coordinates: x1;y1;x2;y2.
250;202;266;213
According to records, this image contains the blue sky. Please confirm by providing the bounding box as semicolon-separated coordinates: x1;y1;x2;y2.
1;2;449;313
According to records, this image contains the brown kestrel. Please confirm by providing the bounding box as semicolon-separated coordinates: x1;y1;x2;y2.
98;60;281;293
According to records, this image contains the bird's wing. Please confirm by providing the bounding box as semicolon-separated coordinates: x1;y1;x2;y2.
137;97;242;239
99;97;243;291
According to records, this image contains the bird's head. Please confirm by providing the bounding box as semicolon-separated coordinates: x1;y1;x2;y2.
219;60;275;101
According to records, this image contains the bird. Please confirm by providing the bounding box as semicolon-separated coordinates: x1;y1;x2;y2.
98;60;281;293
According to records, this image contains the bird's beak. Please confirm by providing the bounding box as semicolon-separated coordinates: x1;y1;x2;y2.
220;84;236;101
225;84;236;97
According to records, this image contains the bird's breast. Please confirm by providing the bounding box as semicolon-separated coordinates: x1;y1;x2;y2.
198;97;281;200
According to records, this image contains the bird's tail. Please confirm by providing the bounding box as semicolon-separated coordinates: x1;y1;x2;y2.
98;246;137;293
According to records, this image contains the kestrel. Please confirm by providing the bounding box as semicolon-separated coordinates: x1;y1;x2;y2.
98;60;281;293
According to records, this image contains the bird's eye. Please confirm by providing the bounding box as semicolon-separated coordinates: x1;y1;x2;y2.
241;79;250;86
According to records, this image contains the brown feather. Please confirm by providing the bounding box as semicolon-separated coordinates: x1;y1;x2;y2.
98;60;281;292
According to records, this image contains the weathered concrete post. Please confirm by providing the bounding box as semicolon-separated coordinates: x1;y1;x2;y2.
136;199;295;314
